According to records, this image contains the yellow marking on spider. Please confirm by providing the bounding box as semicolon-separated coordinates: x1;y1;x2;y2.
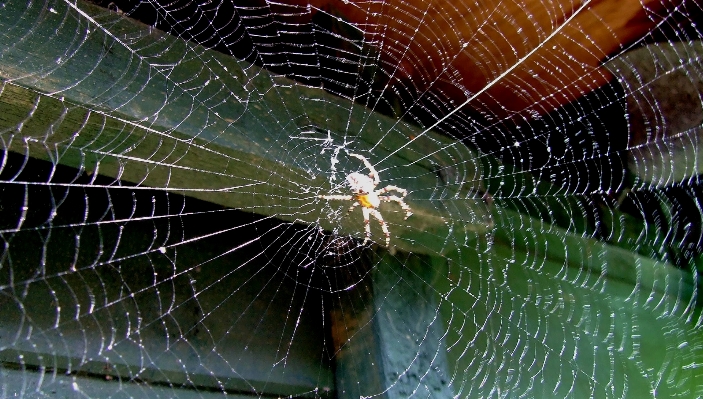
356;194;374;208
318;153;412;247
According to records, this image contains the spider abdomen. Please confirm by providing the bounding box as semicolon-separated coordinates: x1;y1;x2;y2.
320;153;411;247
356;194;380;208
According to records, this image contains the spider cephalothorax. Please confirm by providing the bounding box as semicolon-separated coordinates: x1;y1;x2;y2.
319;153;412;247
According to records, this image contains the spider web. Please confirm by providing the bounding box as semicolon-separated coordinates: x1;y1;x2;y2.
0;0;702;397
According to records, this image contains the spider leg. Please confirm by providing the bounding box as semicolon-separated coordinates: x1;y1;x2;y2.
376;185;408;197
380;195;413;219
348;201;360;213
368;208;390;247
349;153;380;185
319;194;354;201
361;207;372;245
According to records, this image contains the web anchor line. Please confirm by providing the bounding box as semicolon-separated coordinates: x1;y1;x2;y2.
381;0;593;165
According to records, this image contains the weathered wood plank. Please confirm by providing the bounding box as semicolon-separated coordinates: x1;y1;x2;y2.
0;366;259;399
492;207;701;307
0;0;491;256
436;210;702;397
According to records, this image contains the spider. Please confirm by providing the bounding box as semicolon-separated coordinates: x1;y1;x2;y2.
319;153;412;247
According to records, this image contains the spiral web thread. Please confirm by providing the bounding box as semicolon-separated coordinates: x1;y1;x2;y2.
0;0;701;397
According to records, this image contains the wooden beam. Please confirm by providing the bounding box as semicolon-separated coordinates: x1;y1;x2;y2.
282;0;673;120
331;252;452;398
3;2;697;398
0;174;333;396
0;0;491;256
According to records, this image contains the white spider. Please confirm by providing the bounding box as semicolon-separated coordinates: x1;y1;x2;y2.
319;153;412;247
